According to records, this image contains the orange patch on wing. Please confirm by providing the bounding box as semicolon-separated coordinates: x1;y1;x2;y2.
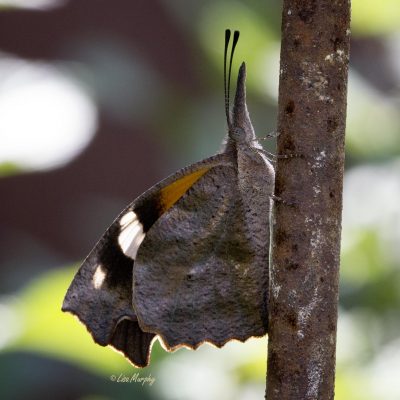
159;167;210;211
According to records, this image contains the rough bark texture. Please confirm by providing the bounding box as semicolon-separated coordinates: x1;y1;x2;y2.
266;1;351;399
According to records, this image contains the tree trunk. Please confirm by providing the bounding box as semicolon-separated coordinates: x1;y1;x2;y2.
266;1;351;399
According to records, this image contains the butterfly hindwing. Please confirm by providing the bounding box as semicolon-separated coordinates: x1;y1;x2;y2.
109;319;155;367
132;152;272;351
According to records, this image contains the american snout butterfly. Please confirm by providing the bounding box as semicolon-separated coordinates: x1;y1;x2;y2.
62;29;275;367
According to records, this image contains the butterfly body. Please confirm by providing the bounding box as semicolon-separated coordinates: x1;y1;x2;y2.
63;48;275;367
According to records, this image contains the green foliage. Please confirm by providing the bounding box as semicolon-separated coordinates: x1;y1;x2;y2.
352;0;400;35
0;162;24;177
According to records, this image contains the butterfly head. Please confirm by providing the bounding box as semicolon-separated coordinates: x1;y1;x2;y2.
229;62;255;144
224;30;256;145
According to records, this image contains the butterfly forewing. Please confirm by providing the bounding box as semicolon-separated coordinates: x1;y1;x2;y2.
62;153;231;366
61;221;155;366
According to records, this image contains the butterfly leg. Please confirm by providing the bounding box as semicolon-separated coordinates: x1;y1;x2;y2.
254;131;281;141
258;149;303;161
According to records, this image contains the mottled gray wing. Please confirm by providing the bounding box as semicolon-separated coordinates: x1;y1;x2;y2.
62;220;155;367
133;160;271;351
62;153;230;367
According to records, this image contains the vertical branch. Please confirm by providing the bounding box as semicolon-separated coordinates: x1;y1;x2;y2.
266;1;351;400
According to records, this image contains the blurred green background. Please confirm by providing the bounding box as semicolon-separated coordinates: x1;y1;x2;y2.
0;1;399;399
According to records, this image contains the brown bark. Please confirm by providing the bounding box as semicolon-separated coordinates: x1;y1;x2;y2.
266;1;351;399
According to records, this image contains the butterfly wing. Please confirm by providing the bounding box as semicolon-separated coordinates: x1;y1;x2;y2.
62;153;230;367
109;319;155;366
133;151;273;351
62;216;155;367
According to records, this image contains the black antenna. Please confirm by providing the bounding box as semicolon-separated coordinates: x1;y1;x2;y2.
224;29;240;127
224;29;231;126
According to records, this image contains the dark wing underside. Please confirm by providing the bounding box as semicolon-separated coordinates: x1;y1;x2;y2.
62;154;230;367
62;221;156;367
133;163;270;351
110;319;155;366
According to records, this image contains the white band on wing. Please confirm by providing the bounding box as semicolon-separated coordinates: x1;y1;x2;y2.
118;211;146;260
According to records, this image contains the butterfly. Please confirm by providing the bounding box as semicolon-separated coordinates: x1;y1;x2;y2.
62;29;275;368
